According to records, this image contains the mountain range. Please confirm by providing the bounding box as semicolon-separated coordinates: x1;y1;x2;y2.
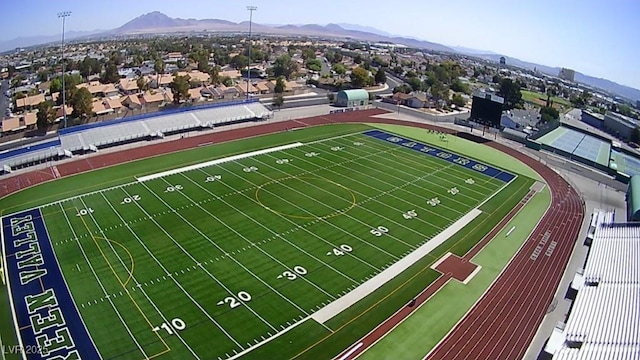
1;11;638;101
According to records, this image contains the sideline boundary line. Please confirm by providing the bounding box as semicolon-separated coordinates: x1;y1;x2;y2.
136;142;304;182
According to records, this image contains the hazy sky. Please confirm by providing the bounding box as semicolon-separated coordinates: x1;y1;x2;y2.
1;0;639;89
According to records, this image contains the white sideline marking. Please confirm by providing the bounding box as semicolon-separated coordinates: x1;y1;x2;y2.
227;317;309;360
338;342;364;360
136;142;304;182
311;208;482;324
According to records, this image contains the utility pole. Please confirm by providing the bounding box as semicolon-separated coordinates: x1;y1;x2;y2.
58;11;71;128
246;6;257;101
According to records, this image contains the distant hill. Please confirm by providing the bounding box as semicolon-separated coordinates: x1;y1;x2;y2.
466;53;640;101
0;30;105;52
106;11;455;53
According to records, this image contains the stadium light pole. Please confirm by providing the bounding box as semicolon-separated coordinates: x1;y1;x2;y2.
246;6;257;101
58;11;71;128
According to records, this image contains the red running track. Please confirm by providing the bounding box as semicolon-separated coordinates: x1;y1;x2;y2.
0;110;584;360
425;140;584;360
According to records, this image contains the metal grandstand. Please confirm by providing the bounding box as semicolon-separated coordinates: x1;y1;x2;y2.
545;210;640;360
0;100;272;173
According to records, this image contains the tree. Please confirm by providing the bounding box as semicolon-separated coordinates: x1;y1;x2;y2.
631;126;640;145
37;70;50;82
70;87;93;118
393;84;412;94
301;48;316;64
49;78;62;93
36;101;54;130
102;62;120;84
618;104;633;117
332;63;346;75
497;78;523;110
451;93;466;108
407;77;422;92
429;81;449;108
220;76;234;87
272;94;284;110
230;55;249;70
209;66;221;86
374;69;387;84
154;59;164;75
539;106;560;123
306;59;322;72
450;79;470;94
271;54;298;80
136;76;147;92
170;75;191;104
350;66;370;88
274;76;286;94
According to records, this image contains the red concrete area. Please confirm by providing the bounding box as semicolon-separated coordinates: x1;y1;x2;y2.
0;109;584;360
434;253;478;283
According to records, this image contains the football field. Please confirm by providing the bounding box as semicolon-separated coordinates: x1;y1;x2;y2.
2;129;514;359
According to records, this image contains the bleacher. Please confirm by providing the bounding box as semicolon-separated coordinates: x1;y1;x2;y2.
545;210;640;360
145;112;202;135
0;139;68;173
59;100;272;153
0;100;273;175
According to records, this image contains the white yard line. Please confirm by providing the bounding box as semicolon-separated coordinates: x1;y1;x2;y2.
136;142;304;182
254;155;444;243
223;161;386;271
103;188;245;350
315;137;492;203
312;208;482;324
227;316;310;360
245;157;422;255
267;149;461;231
58;203;146;358
348;135;500;195
179;171;338;302
157;174;319;327
201;166;362;284
77;196;199;358
135;181;278;332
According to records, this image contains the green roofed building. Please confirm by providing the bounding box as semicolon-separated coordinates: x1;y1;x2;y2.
335;89;370;107
626;175;640;221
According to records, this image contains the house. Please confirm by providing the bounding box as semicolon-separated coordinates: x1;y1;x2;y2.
91;99;113;116
2;117;20;133
15;93;45;111
406;94;434;109
219;70;242;79
146;74;174;89
141;91;165;107
235;81;259;96
121;94;142;110
177;71;210;85
254;81;271;94
285;81;305;94
390;92;412;105
165;52;183;62
77;81;119;97
188;87;205;102
54;105;73;122
118;79;139;95
104;98;123;114
23;112;37;129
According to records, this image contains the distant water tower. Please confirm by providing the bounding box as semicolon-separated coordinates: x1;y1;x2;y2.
499;56;506;65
